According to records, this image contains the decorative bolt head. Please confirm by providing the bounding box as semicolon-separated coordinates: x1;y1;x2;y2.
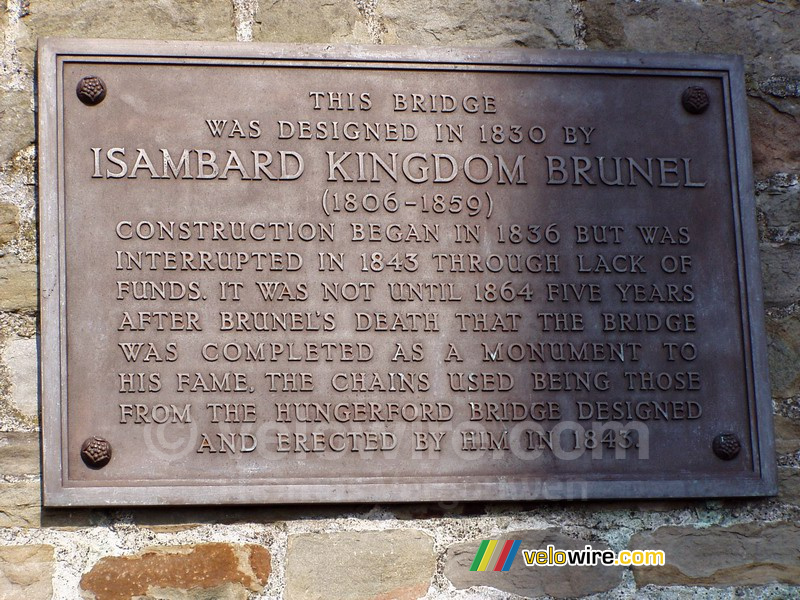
682;86;709;114
76;76;106;105
81;437;112;469
712;433;741;461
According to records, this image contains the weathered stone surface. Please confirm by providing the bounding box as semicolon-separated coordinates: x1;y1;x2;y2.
0;432;39;478
749;97;800;178
378;0;576;48
766;311;800;398
286;530;435;600
0;545;54;600
776;414;800;457
630;522;800;586
444;529;623;599
0;6;10;63
759;75;800;100
0;91;33;166
0;481;41;527
80;543;270;600
17;0;235;72
751;68;800;127
254;0;371;43
582;1;800;83
761;244;800;308
778;467;800;505
757;173;800;245
1;335;38;420
0;258;36;312
0;203;19;247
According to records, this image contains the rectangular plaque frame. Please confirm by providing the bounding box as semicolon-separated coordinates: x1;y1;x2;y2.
39;39;776;506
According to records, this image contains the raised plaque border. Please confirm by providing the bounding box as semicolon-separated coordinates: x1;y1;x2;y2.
38;39;776;506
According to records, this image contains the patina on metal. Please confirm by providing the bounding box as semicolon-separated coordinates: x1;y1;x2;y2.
38;39;776;506
76;75;106;105
80;437;112;469
682;86;710;114
713;433;742;461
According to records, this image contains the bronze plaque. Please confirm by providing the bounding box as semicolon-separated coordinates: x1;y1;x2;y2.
38;39;776;506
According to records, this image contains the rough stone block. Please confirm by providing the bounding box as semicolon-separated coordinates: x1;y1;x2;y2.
766;311;800;399
0;203;19;247
444;529;623;599
756;75;800;131
17;0;236;73
761;244;800;308
80;543;270;600
582;1;800;83
756;173;800;245
0;432;40;478
378;0;576;48
0;481;41;527
778;467;800;505
775;414;800;457
749;97;800;179
1;335;39;420
630;522;800;586
285;529;435;600
0;258;37;311
0;91;34;167
0;545;54;600
0;6;11;67
253;0;371;43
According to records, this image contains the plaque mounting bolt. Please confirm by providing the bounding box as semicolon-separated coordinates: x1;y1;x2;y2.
81;437;112;469
76;76;106;105
712;433;741;460
682;86;709;114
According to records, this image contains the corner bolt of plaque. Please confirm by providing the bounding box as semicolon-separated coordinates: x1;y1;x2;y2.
712;432;741;460
81;436;112;469
76;76;107;105
682;86;709;114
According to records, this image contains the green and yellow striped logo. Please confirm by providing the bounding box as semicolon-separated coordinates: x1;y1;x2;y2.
470;539;522;572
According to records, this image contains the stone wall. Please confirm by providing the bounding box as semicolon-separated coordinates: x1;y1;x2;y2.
0;0;798;598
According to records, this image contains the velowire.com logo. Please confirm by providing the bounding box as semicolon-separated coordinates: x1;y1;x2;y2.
469;540;666;571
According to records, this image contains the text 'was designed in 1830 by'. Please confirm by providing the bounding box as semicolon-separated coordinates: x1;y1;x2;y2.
38;41;775;505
